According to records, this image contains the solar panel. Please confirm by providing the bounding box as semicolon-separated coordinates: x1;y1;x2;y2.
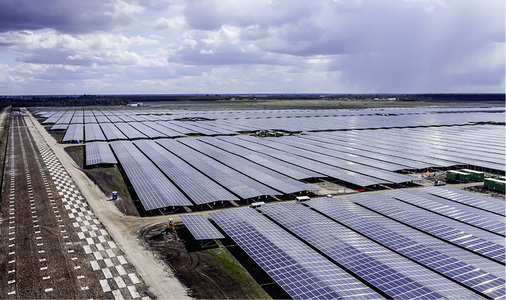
99;123;128;141
209;208;382;299
157;121;199;135
307;197;506;299
110;141;192;210
422;186;506;217
134;140;238;204
305;133;432;169
267;136;417;183
211;136;325;180
348;193;505;264
177;138;317;194
235;135;389;187
260;203;475;299
386;189;505;236
86;142;118;166
50;124;68;130
289;135;409;171
142;121;185;138
156;139;280;199
129;122;167;138
114;123;147;140
179;214;224;240
62;124;84;143
85;123;106;142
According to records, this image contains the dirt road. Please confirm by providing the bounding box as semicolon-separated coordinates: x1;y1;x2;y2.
26;112;190;299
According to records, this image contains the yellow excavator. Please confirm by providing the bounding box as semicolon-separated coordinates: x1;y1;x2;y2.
167;218;174;231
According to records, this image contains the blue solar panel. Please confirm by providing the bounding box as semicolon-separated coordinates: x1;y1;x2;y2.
179;214;224;240
129;122;167;138
114;123;147;140
99;123;127;141
110;141;192;210
86;142;117;166
134;140;238;205
233;135;382;187
156;139;280;199
85;123;106;142
260;203;475;299
177;137;317;194
307;197;506;299
208;136;324;180
142;121;185;138
386;189;505;236
422;186;506;217
209;208;382;299
62;124;84;143
348;193;505;264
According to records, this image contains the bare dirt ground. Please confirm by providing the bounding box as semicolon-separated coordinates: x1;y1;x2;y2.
139;223;271;299
26;112;191;299
0;114;105;298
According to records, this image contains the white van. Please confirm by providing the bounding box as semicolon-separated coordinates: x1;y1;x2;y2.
295;196;311;203
249;202;265;209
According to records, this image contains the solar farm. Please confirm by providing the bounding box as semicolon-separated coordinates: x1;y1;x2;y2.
36;106;505;213
31;104;506;299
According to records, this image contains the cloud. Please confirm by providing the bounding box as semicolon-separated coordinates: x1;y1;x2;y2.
0;30;159;67
0;0;135;34
0;0;503;94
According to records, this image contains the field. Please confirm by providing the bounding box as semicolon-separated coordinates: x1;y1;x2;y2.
1;99;505;299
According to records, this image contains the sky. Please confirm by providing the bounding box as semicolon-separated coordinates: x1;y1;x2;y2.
0;0;504;95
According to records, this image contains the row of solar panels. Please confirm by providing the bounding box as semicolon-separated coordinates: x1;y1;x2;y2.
86;132;429;210
301;125;505;171
37;106;505;123
104;139;321;210
201;186;505;299
60;120;237;142
85;122;504;210
41;107;505;135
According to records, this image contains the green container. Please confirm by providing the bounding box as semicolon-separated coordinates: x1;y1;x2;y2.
484;178;506;192
446;170;470;183
460;169;485;181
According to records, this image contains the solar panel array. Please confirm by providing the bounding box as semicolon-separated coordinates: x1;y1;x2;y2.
221;135;389;187
110;141;192;210
134;139;239;205
177;137;317;194
307;197;506;299
260;203;478;299
179;214;224;240
156;139;281;199
386;189;505;236
209;208;382;299
85;123;106;142
347;193;505;264
37;106;505;212
422;186;506;216
62;124;84;143
86;142;118;166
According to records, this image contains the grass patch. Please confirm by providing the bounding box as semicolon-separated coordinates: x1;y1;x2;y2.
204;246;271;299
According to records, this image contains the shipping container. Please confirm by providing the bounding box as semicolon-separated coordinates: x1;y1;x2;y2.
484;178;506;192
446;170;471;183
460;169;485;181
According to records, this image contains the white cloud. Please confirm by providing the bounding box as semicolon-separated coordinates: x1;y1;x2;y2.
0;0;503;94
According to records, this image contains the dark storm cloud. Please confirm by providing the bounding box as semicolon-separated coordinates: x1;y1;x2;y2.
0;0;133;33
177;0;504;92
